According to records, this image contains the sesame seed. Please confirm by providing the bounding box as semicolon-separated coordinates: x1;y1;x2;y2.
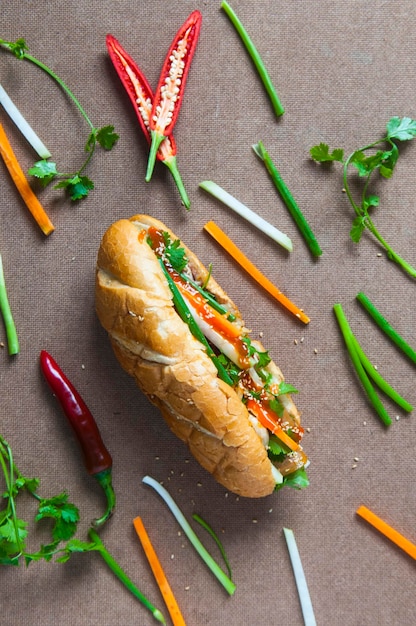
354;457;360;462
314;348;318;354
352;464;357;469
294;339;298;345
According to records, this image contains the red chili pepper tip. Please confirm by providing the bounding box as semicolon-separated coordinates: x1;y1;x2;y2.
145;10;202;182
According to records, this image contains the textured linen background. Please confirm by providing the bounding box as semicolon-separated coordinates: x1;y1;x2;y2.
1;1;415;624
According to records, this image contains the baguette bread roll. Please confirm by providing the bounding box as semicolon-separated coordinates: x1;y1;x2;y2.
95;214;306;497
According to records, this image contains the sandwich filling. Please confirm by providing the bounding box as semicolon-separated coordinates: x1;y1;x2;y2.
144;225;309;491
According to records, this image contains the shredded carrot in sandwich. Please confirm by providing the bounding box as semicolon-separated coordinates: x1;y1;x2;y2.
203;221;309;324
356;505;416;560
133;516;187;625
0;122;54;236
246;398;299;451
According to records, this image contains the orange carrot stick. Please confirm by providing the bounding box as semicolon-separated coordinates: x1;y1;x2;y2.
203;221;309;324
356;505;416;560
246;398;299;452
133;516;187;626
0;122;54;236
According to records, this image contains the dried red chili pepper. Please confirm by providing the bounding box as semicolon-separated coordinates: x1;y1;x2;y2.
106;33;191;209
40;350;115;528
145;9;202;182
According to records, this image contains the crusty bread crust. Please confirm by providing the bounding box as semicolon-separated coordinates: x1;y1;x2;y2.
95;215;295;497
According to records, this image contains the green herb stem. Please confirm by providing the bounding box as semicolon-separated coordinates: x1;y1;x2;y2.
253;141;323;257
0;254;19;356
356;292;416;362
88;528;165;624
221;1;284;117
333;303;392;426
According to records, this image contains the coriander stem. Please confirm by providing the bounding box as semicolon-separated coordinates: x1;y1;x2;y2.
88;528;166;624
221;1;284;117
0;254;19;355
356;292;416;363
333;303;392;426
19;51;95;132
253;141;322;257
343;146;416;278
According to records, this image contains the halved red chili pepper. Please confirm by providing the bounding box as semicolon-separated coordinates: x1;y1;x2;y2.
145;9;202;182
106;34;191;209
40;350;115;528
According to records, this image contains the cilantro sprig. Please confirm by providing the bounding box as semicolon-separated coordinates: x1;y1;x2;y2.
310;117;416;278
0;38;118;201
0;434;166;622
0;433;80;565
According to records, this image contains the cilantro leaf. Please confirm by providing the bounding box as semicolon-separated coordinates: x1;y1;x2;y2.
277;382;298;395
386;116;416;141
350;216;367;243
54;175;94;201
35;493;80;542
162;232;188;272
275;467;309;491
268;434;291;458
96;125;119;150
28;160;58;186
309;143;344;163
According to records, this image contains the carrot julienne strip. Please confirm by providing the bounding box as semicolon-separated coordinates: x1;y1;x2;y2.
246;398;299;451
356;505;416;560
133;516;187;626
0;122;54;235
203;221;310;324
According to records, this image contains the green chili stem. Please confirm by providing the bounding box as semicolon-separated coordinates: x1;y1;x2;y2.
88;528;165;624
92;468;116;528
162;156;191;209
146;130;165;182
356;292;416;362
333;303;392;426
253;142;323;257
0;254;19;355
221;1;284;117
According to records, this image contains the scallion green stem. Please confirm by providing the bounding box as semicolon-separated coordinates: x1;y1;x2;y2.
221;0;284;117
192;513;233;581
142;476;236;596
356;292;416;363
0;254;19;356
88;528;166;624
333;303;392;426
159;260;234;386
349;334;413;413
253;141;323;257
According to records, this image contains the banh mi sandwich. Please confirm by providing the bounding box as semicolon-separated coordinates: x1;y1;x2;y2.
95;215;309;497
